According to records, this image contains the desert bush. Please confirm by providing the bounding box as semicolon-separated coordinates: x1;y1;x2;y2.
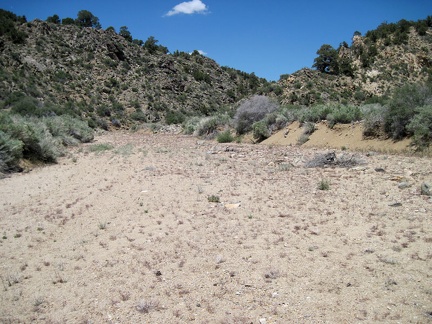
384;82;432;139
0;112;94;170
165;110;185;125
252;120;270;142
326;104;362;128
0;130;23;172
182;116;201;135
194;114;230;138
89;143;114;153
216;130;234;143
44;115;94;145
361;103;388;138
305;152;366;168
11;96;39;116
297;133;310;145
302;121;316;135
318;179;330;190
407;105;432;149
130;110;147;122
298;104;333;123
8;115;63;162
233;95;279;134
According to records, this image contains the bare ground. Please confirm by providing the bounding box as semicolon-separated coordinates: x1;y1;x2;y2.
1;131;432;323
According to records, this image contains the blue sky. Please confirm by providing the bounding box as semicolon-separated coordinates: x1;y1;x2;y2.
1;0;431;81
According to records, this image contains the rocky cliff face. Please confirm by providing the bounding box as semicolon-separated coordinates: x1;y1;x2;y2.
0;19;269;127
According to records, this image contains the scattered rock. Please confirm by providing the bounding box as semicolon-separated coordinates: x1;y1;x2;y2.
224;202;241;210
398;182;411;189
420;182;431;196
389;202;402;207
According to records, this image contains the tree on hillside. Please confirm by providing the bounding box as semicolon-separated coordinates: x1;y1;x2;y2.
62;17;75;25
119;26;132;42
46;14;60;24
144;36;159;54
75;10;101;29
133;39;144;46
0;9;27;44
313;44;338;74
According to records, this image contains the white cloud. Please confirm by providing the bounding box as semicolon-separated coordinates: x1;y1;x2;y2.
165;0;208;17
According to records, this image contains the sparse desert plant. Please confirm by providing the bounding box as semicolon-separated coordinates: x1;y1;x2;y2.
297;133;310;145
302;121;316;135
305;151;365;168
216;130;234;143
318;179;330;190
207;195;220;203
136;299;159;313
264;269;281;280
234;95;279;134
119;290;131;301
278;163;292;171
114;143;134;156
89;143;114;153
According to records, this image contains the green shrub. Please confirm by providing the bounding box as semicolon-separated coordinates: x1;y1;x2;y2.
384;82;432;139
182;116;201;135
326;104;362;128
45;115;94;145
194;114;230;137
407;105;432;149
8;115;63;162
130;110;147;122
165;110;185;125
11;96;39;116
297;133;310;145
298;104;333;123
0;112;94;170
252;120;270;142
89;143;114;153
0;130;23;172
216;130;234;143
207;195;220;203
318;179;330;190
302;122;316;135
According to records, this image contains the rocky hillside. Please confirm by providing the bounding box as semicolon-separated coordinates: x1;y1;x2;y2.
279;18;432;106
1;10;431;129
0;12;272;128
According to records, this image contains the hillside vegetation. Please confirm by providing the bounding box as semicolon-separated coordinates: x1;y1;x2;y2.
1;9;432;173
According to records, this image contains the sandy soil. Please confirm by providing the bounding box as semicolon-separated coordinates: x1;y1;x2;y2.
1;131;432;323
263;121;412;153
